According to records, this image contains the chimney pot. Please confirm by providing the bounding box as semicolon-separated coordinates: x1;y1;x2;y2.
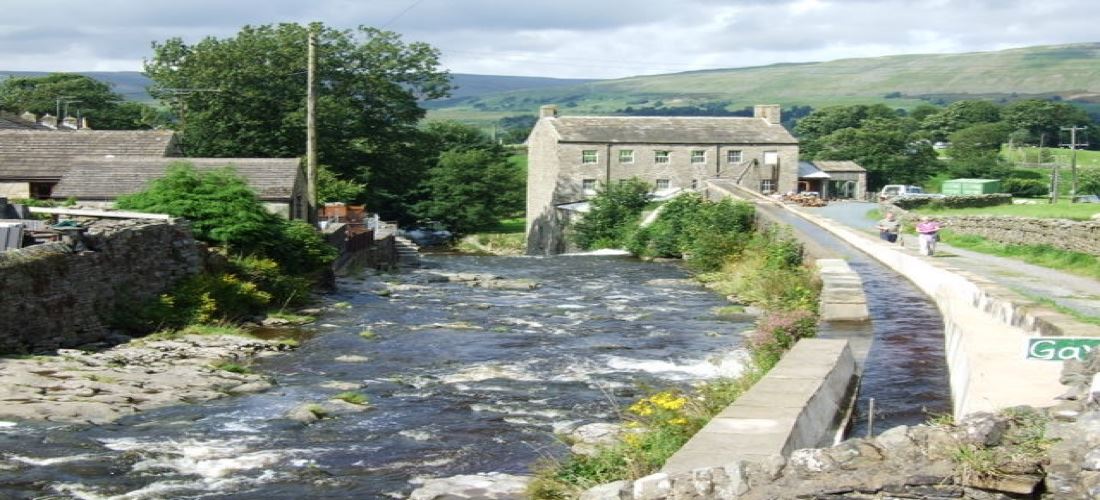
20;111;36;123
80;117;91;130
62;116;78;129
39;114;58;129
753;104;781;125
539;105;559;119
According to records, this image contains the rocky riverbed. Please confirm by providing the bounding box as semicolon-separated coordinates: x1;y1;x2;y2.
0;334;291;424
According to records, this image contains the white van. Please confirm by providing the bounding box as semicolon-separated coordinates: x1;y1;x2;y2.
879;185;924;200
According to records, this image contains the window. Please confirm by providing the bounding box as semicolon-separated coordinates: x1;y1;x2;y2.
654;150;670;164
763;151;779;165
581;150;598;164
691;179;698;189
727;150;742;163
691;150;706;163
582;179;598;195
619;149;634;164
656;179;670;190
760;179;775;193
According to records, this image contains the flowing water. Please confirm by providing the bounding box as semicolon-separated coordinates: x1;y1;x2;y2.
0;254;756;499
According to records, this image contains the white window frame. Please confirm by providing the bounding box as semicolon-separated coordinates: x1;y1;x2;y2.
619;149;634;164
654;150;670;164
581;150;598;164
691;150;706;164
655;179;671;191
760;179;775;193
582;179;598;195
727;150;743;163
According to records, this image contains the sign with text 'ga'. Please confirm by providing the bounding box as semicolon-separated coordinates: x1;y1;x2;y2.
1026;338;1100;361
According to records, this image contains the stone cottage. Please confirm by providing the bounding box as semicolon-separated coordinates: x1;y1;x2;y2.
525;104;799;254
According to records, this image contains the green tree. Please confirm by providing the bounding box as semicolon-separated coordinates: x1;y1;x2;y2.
572;179;651;249
945;122;1013;178
919;100;1002;142
1002;99;1091;145
0;73;157;129
144;23;452;220
1079;169;1100;196
413;147;523;235
814;125;939;188
794;104;898;158
317;164;365;203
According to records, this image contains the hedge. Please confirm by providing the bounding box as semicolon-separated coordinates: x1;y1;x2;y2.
891;193;1013;210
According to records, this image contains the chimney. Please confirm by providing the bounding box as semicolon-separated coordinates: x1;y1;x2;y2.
39;114;57;129
62;116;78;129
753;104;781;125
20;111;36;123
539;105;559;119
80;117;91;130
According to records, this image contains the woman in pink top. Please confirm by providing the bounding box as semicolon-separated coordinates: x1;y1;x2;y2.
916;216;941;256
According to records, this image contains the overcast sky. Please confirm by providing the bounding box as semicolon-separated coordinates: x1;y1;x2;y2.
1;0;1097;79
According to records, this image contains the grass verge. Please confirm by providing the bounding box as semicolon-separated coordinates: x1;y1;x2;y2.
912;199;1100;220
454;217;527;255
939;230;1100;281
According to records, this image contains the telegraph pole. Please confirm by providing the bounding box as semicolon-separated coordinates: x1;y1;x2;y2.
306;27;319;225
158;88;220;149
1061;126;1088;203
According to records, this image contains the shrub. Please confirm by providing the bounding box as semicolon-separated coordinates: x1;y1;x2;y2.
627;193;755;271
573;179;651;249
891;193;1012;210
230;255;313;308
1002;178;1049;198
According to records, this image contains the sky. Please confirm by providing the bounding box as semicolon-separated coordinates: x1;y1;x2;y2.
1;0;1098;79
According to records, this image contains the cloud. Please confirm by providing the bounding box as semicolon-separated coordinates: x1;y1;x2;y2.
0;0;1098;77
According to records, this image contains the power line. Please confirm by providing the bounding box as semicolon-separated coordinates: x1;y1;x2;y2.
382;0;426;28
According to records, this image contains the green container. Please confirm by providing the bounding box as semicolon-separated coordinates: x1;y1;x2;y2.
941;178;1002;195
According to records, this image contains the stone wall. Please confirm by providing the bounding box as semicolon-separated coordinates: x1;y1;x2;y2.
938;215;1100;256
0;219;200;353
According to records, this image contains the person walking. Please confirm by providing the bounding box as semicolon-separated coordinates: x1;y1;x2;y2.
916;216;941;256
877;211;900;243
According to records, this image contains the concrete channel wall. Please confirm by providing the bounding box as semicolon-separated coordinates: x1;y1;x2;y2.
787;206;1074;418
662;339;857;476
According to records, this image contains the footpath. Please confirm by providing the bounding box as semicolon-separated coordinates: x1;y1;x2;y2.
806;201;1100;321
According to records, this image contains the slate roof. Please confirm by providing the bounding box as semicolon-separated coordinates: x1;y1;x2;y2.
0;129;179;180
51;157;301;201
0;114;46;130
813;160;865;173
546;116;798;144
798;161;831;179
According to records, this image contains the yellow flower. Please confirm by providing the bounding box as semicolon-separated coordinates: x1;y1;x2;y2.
668;417;688;426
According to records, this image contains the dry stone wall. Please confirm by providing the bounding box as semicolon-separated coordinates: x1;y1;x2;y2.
0;219;200;353
938;215;1100;256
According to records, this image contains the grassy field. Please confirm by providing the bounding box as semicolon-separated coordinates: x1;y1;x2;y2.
912;199;1100;220
429;43;1100;123
1003;146;1100;168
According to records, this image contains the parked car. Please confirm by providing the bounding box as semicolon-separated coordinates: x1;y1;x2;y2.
879;185;925;200
1073;194;1100;204
400;220;454;247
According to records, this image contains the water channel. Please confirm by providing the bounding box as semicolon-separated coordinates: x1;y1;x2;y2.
0;219;951;499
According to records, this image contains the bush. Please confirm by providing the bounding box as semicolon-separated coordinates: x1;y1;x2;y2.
627;194;756;271
1002;178;1049;198
573;179;651;249
112;271;272;333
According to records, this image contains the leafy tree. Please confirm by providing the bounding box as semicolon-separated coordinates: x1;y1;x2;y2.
1002;99;1091;145
919;100;1002;142
793;104;898;158
814;125;939;188
573;179;651;249
0;73;157;129
145;23;452;220
317;164;365;203
908;104;942;122
413;147;523;235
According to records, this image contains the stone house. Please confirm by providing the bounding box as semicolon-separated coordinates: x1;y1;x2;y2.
0;129;306;219
796;160;867;199
525;104;799;254
50;157;307;219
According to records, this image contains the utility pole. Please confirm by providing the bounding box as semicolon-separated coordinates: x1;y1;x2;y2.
306;27;319;225
1061;126;1089;203
1042;133;1059;204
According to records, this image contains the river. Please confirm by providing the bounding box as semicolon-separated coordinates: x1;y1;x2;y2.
0;254;755;499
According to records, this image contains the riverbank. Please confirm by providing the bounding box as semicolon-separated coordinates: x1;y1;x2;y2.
0;332;296;425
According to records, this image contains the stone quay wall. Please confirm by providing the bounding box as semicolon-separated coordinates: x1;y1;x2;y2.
0;219;201;353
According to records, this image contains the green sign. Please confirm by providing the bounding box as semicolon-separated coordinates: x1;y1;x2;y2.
1026;338;1100;361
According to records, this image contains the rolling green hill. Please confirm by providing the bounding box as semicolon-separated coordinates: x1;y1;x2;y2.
428;43;1100;125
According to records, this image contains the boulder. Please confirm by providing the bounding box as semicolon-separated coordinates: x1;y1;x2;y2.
569;423;623;456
